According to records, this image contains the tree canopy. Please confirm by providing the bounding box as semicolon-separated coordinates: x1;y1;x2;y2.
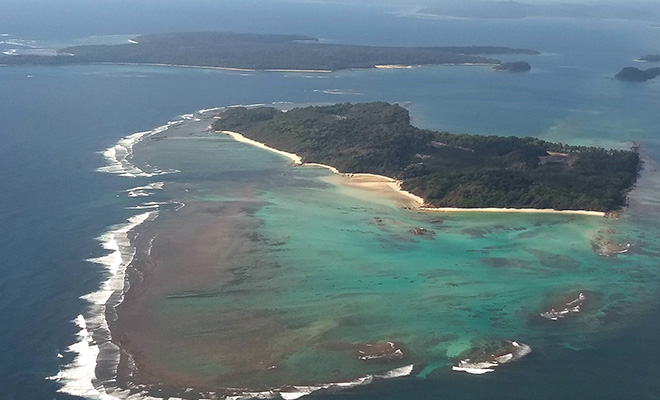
212;102;640;211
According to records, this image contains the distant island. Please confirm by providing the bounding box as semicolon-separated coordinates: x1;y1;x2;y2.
417;1;660;22
615;66;660;82
212;102;640;212
637;54;660;63
493;61;531;72
0;32;538;71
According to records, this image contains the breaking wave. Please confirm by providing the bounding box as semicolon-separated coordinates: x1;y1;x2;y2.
96;122;180;178
453;341;532;375
49;212;157;399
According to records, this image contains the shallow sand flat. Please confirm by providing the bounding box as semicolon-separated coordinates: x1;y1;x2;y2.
102;112;656;398
114;197;273;389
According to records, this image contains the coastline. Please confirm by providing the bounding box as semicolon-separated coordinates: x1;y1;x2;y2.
97;117;418;398
217;130;606;217
95;62;333;73
65;106;622;398
86;62;496;73
421;207;605;216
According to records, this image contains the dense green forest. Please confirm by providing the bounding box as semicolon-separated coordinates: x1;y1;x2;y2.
212;102;640;211
0;32;538;71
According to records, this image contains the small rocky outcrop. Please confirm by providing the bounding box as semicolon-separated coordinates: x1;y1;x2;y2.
592;234;631;257
357;342;404;361
409;227;435;237
540;292;586;321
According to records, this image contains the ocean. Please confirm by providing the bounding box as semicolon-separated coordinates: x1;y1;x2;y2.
1;1;660;399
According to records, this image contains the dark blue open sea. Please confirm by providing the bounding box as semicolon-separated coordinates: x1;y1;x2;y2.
1;1;659;399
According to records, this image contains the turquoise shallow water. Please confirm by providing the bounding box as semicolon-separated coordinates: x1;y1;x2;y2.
124;109;660;392
2;4;660;398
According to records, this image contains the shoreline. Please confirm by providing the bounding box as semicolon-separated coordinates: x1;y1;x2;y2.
217;130;606;217
94;62;333;73
52;61;499;73
421;206;605;216
1;60;500;72
218;130;424;207
68;110;613;398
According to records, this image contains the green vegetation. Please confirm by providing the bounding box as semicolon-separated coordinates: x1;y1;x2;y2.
212;102;640;211
419;2;660;21
0;32;538;71
615;66;660;82
493;61;531;72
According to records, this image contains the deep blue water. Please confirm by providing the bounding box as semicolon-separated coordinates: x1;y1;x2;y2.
1;1;659;399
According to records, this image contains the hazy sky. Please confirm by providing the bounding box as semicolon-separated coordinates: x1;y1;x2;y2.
1;0;657;41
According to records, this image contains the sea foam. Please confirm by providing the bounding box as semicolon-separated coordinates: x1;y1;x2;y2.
126;182;164;198
50;212;156;399
453;341;531;375
269;364;413;400
97;123;179;178
58;104;413;399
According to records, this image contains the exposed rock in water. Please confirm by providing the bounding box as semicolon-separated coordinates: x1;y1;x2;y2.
604;211;621;219
493;61;531;72
409;227;435;237
540;292;586;321
592;234;632;257
453;340;531;374
357;342;404;361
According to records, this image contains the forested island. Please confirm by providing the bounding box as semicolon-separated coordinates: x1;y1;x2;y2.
0;32;538;71
493;61;531;72
615;66;660;82
418;1;660;21
212;103;640;211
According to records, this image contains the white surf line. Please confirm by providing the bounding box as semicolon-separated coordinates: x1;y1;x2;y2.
452;341;532;375
225;364;414;400
50;212;157;399
126;182;164;197
53;111;217;399
98;107;214;178
97;122;179;178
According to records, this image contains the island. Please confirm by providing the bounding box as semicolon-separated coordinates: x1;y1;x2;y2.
493;61;531;72
417;1;660;22
212;102;640;212
0;32;539;71
615;66;660;82
637;54;660;63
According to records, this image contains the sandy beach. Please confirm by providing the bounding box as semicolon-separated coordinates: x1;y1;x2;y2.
97;62;333;73
421;206;605;216
264;68;333;73
218;130;606;217
374;64;417;69
220;130;303;164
